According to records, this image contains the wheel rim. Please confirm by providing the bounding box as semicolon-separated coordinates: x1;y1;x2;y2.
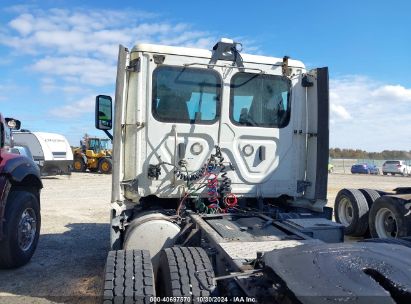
101;161;109;172
375;208;398;238
18;208;37;251
338;197;354;226
74;161;82;170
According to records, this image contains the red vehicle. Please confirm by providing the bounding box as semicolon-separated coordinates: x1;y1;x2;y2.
0;115;42;268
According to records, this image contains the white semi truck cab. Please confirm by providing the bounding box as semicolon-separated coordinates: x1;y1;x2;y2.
95;39;411;303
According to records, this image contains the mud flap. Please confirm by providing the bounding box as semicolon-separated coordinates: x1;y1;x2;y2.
263;242;411;303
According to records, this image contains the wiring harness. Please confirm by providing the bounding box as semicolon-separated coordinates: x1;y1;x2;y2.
175;145;238;215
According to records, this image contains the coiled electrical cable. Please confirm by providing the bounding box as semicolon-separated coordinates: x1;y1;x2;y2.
174;163;207;182
213;146;232;196
219;158;232;196
207;173;219;204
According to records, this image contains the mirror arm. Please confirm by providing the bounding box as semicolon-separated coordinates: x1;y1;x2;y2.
103;130;113;141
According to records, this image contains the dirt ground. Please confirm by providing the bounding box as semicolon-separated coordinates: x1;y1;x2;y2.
0;172;410;303
0;173;111;304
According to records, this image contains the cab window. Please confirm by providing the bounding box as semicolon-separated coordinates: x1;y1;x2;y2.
152;66;221;124
230;73;291;128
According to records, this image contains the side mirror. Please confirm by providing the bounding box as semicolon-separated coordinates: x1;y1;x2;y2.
5;118;21;130
95;95;112;130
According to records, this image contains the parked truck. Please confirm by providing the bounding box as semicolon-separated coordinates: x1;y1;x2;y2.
0;116;42;269
95;39;411;303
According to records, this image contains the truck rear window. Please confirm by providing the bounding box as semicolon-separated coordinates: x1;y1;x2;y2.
152;66;221;124
230;73;291;128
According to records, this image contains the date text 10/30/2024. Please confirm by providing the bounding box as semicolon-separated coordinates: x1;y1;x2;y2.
149;296;257;302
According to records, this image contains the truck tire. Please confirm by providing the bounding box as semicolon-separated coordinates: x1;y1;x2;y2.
73;157;86;172
156;247;216;303
99;158;112;174
0;190;41;269
103;249;155;304
334;188;369;236
358;189;382;237
369;196;411;238
359;189;381;208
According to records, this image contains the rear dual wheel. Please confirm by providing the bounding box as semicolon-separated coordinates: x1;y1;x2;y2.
103;247;216;304
368;196;411;238
334;189;370;236
359;189;382;206
156;247;216;303
103;249;155;303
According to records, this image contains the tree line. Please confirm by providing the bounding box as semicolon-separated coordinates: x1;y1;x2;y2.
330;148;411;160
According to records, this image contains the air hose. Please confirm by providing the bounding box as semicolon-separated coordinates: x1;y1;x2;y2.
213;146;232;196
207;173;219;204
219;156;232;196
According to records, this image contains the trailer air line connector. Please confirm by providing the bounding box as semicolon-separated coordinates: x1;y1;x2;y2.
195;268;264;292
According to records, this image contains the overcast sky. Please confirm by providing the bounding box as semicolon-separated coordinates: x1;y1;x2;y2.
0;0;411;151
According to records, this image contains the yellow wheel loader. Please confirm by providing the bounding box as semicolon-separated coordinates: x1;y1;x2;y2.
72;137;112;174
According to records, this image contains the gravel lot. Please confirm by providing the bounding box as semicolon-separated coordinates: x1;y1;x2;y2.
0;173;111;304
0;172;410;303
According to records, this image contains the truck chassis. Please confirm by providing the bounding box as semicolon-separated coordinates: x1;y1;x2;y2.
95;40;411;303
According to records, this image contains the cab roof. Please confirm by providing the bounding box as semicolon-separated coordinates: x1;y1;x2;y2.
131;43;305;68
